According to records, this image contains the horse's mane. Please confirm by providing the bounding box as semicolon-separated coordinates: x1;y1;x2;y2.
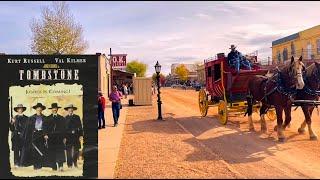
305;63;317;77
277;61;292;75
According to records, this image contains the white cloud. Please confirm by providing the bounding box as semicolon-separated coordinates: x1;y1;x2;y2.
195;13;212;20
3;1;320;76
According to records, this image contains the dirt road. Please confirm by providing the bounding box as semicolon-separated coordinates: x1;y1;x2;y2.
115;88;320;178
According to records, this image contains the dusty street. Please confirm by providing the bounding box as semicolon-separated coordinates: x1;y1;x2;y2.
115;88;320;178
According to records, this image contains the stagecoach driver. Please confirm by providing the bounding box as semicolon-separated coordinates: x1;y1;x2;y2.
227;44;252;73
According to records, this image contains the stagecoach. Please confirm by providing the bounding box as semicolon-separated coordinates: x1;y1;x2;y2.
198;53;277;124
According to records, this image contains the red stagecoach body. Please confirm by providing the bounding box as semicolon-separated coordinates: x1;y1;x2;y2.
204;53;268;103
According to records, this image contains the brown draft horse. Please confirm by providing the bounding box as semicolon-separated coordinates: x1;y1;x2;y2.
246;56;305;142
293;62;320;140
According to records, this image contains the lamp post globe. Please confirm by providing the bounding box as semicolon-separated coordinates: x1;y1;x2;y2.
154;61;161;73
154;61;163;120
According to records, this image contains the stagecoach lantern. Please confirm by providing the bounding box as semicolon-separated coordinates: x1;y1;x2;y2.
154;61;161;73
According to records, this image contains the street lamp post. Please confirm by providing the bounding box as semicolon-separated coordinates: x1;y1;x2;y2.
154;61;163;120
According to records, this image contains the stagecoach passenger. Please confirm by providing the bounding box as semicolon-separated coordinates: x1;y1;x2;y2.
227;45;252;73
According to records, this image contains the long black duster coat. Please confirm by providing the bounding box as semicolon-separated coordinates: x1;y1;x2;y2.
65;114;83;150
9;114;29;166
25;114;49;167
43;114;66;164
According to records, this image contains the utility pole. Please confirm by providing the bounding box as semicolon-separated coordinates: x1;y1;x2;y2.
109;48;113;87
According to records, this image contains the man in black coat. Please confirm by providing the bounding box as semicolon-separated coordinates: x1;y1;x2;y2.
43;103;66;172
64;104;83;168
227;44;252;73
9;104;29;168
26;103;47;170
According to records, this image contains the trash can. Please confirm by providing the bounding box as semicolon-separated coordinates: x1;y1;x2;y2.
129;99;134;106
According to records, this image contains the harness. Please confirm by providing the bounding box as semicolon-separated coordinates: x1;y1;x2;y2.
302;87;320;96
260;71;297;102
301;68;320;96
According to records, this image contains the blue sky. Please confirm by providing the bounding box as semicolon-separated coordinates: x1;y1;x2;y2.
1;1;320;76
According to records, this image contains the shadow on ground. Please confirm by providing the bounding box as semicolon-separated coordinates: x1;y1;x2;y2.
129;113;289;165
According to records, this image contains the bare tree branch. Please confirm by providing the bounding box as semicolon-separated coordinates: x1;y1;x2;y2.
30;1;88;54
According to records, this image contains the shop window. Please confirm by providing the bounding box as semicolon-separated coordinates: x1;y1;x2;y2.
291;42;295;56
277;50;281;64
317;39;320;55
283;48;288;61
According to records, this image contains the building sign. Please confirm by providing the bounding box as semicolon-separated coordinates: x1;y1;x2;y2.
111;54;127;71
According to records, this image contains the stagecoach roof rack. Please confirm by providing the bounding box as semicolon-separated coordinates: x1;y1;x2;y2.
204;53;226;63
204;56;217;63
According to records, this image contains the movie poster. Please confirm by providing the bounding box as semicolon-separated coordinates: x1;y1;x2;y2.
0;55;98;178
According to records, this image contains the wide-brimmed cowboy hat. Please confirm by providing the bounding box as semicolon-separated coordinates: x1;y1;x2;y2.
229;44;237;49
32;103;46;110
48;103;61;109
14;104;27;112
64;104;77;111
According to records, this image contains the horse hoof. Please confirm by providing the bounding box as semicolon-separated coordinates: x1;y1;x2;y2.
310;136;318;141
278;137;286;143
298;128;305;134
287;123;291;128
261;127;267;134
282;124;289;131
249;126;255;132
274;125;278;132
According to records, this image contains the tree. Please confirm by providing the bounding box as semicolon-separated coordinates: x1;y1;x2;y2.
175;64;189;82
152;73;166;86
30;1;88;54
126;60;147;77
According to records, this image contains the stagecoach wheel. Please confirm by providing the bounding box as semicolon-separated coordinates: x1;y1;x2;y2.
266;109;276;121
198;89;209;117
218;100;228;125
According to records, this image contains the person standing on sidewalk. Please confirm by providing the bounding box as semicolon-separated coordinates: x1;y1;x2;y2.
109;86;122;127
98;92;106;129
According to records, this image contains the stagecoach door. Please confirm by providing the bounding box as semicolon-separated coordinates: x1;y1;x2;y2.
206;66;212;90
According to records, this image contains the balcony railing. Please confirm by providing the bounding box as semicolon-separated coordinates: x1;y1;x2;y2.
272;48;320;64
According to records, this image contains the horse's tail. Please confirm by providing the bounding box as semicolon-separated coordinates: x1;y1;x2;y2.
245;80;254;117
245;91;253;117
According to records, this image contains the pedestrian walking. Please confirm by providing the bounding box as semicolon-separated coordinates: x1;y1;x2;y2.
123;84;128;99
109;85;122;127
129;83;133;95
98;92;106;129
